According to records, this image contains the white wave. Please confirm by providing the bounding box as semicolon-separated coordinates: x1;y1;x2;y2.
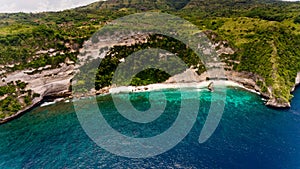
40;102;55;107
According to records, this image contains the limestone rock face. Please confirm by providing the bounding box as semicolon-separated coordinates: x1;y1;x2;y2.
266;98;291;108
1;64;74;99
292;72;300;92
225;71;292;108
37;79;72;98
165;69;205;83
296;72;300;86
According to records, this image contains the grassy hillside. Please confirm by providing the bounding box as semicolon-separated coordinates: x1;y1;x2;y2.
178;0;300;104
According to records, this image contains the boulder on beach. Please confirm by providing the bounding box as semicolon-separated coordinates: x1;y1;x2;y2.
208;82;214;92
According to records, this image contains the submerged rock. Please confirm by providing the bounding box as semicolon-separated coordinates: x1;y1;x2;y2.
208;82;214;92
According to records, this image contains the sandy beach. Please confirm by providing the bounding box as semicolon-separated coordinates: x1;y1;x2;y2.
109;80;259;95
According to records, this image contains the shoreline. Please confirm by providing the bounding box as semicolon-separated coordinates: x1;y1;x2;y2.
0;79;281;125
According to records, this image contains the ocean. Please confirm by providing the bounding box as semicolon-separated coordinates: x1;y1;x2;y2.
0;86;300;168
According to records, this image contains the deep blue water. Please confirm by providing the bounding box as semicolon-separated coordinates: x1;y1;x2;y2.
1;87;300;168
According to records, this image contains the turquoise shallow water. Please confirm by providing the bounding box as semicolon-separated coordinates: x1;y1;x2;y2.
1;87;300;168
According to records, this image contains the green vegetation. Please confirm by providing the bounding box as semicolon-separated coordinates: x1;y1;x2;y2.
0;82;39;119
294;15;300;24
0;83;16;95
0;96;22;119
131;69;171;86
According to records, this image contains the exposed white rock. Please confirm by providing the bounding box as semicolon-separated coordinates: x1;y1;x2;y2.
65;57;75;65
295;72;300;86
119;58;125;63
165;68;204;83
266;98;291;108
0;70;6;75
0;94;8;101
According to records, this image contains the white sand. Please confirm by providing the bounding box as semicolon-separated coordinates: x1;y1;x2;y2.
109;80;249;94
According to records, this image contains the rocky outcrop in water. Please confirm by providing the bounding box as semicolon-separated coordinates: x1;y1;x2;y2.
207;82;214;92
